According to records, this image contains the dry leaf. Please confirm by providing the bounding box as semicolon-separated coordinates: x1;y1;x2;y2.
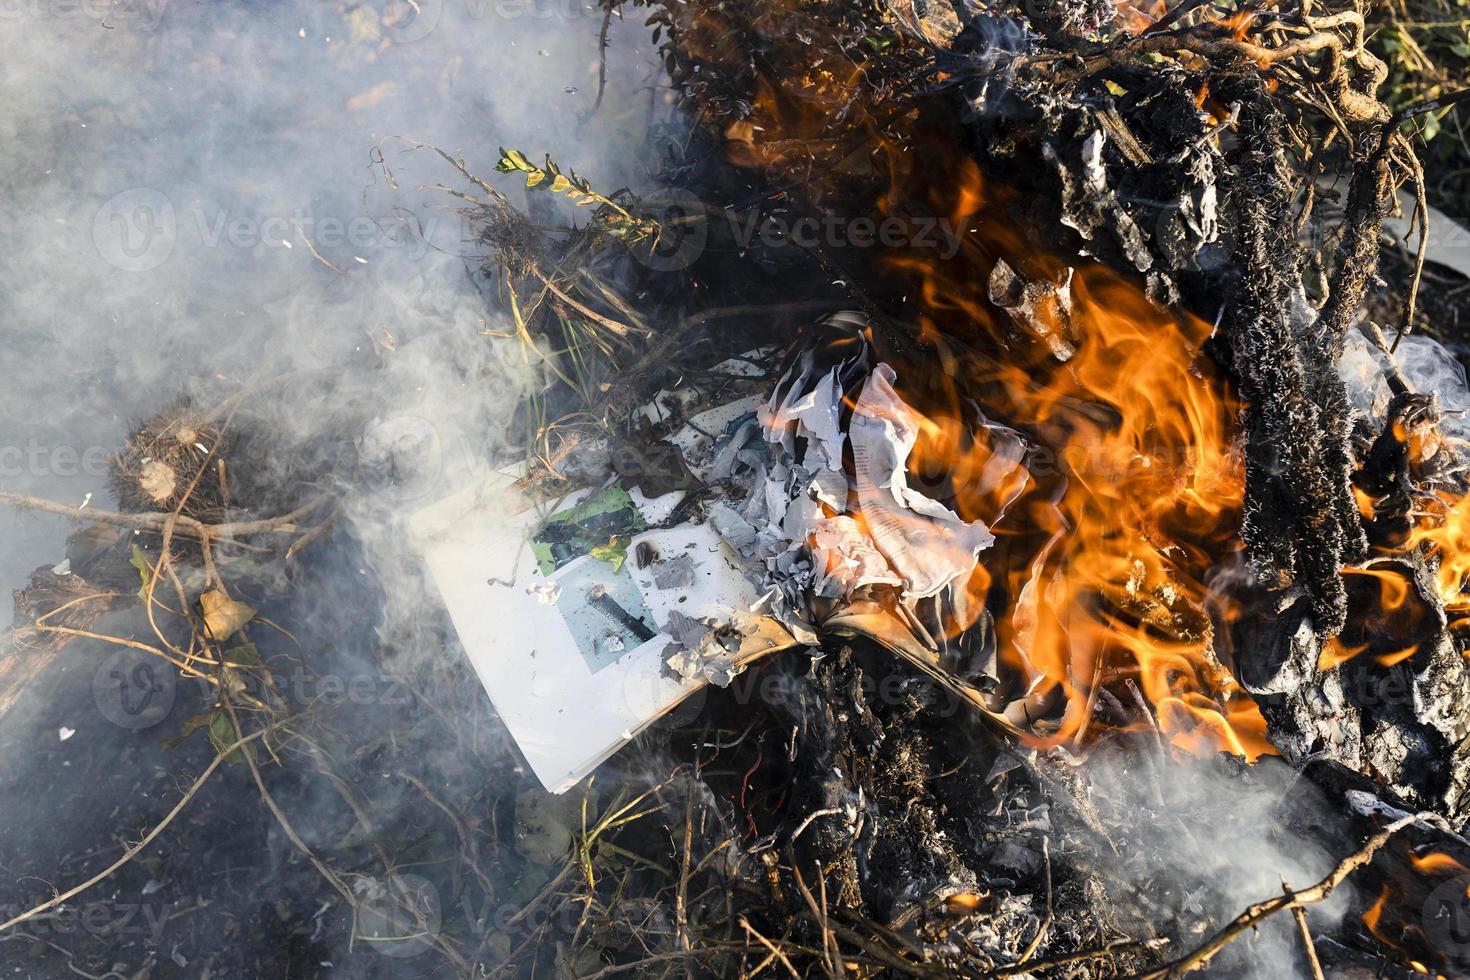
200;589;255;642
138;460;177;503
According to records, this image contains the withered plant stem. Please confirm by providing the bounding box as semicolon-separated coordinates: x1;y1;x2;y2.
1283;877;1327;980
0;491;329;543
988;939;1169;977
1133;812;1426;978
740;916;803;978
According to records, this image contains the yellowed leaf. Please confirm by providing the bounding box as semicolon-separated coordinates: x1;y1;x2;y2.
138;460;177;503
200;589;255;642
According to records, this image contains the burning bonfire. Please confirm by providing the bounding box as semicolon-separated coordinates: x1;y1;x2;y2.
8;0;1470;975
460;0;1470;970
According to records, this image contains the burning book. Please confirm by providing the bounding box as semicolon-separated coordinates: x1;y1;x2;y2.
10;0;1470;974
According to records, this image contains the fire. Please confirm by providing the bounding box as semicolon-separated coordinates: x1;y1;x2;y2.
1363;884;1391;940
1354;484;1378;520
869;140;1270;759
1377;646;1422;668
1360;849;1470;973
1411;852;1470;876
1405;491;1470;623
1344;566;1416;616
699;17;1273;759
1320;637;1370;671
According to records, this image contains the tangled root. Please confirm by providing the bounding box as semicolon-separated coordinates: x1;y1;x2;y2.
109;402;234;522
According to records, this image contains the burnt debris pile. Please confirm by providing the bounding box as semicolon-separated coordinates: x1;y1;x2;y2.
454;0;1470;971
8;0;1470;976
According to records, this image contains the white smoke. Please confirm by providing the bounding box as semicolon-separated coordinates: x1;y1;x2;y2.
1082;748;1348;978
0;6;669;970
0;0;667;628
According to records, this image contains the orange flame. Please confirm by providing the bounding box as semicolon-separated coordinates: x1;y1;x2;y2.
870;145;1269;760
1405;492;1470;622
1411;852;1470;876
1320;637;1370;671
1364;884;1392;940
1361;849;1470;973
693;17;1271;760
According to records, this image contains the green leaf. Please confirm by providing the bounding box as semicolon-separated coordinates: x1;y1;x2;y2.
129;544;151;600
226;641;260;666
491;148;649;242
530;539;557;577
496;147;535;173
530;486;645;575
588;536;630;572
206;709;248;764
161;711;215;750
558;486;641;525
